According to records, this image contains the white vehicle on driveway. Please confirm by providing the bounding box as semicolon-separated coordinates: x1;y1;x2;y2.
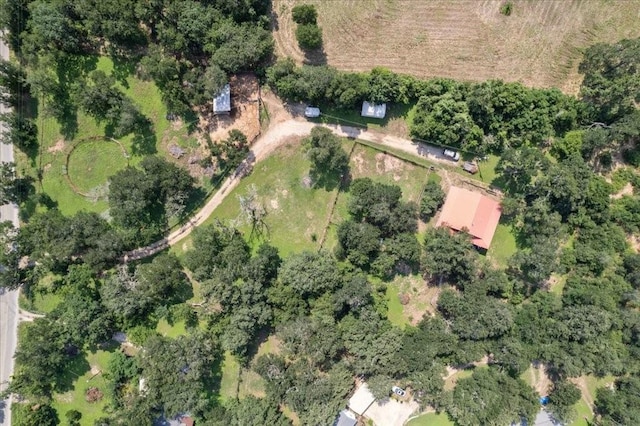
304;106;321;118
391;386;406;397
443;149;460;161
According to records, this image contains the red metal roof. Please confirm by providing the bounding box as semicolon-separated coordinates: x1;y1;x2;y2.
435;186;501;249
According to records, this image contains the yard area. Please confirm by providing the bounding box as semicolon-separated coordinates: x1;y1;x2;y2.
384;275;440;328
329;142;435;248
219;335;280;401
486;222;518;267
51;344;119;424
173;138;346;257
17;56;205;217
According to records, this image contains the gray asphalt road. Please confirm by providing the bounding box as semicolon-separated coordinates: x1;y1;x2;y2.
0;32;19;426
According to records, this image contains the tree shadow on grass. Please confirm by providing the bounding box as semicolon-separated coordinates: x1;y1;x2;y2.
109;52;138;89
310;167;350;192
54;351;91;394
53;55;99;139
182;109;200;134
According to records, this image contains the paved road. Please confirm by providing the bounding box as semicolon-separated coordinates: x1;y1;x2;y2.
0;33;19;426
124;119;465;261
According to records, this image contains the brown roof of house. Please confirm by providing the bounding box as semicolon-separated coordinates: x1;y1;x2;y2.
435;186;501;249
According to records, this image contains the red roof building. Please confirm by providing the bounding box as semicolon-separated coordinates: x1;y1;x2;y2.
435;186;502;249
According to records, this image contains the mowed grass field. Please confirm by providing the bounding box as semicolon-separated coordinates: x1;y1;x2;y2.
273;0;640;93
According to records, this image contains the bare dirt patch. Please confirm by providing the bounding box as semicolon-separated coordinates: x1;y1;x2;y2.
529;364;552;396
611;182;634;199
273;0;640;93
352;150;366;173
207;74;260;143
47;139;66;153
375;152;409;181
628;235;640;253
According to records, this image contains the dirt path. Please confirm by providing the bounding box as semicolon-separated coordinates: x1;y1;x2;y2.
570;377;595;415
529;364;552;396
123;108;466;261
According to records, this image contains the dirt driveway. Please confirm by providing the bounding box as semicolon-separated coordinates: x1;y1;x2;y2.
123;99;478;262
365;398;420;426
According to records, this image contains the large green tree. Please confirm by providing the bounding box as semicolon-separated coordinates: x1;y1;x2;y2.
446;368;538;426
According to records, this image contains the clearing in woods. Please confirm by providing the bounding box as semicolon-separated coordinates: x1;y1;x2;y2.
272;0;640;93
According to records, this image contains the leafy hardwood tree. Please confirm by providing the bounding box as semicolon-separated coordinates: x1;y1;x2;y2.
138;333;220;418
422;227;476;285
336;220;380;267
303;126;349;187
411;93;483;151
595;375;640;426
437;290;514;341
136;253;192;307
208;21;274;73
292;4;317;25
216;396;291;426
0;112;38;152
184;221;249;281
547;380;581;423
496;147;548;193
295;24;323;50
419;180;445;220
446;367;538;426
13;403;59;426
579;38;640;123
277;251;342;298
9;318;69;400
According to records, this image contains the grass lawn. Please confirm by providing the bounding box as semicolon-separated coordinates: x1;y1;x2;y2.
156;319;187;338
479;154;500;186
406;412;455;426
67;139;129;194
585;374;615;397
570;398;592;426
486;222;518;267
19;291;61;314
383;274;438;328
52;344;119;425
220;335;280;401
385;282;410;329
549;274;567;296
172;139;345;257
219;351;241;402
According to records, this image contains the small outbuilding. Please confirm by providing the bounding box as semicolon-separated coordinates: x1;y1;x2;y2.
462;161;478;174
361;101;386;119
213;84;231;115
